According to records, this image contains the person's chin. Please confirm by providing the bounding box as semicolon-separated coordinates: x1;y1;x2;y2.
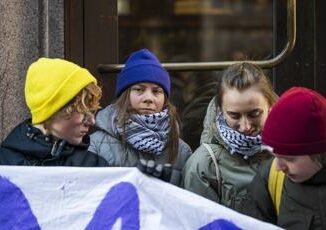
288;174;303;183
138;109;155;115
67;137;83;146
249;129;261;136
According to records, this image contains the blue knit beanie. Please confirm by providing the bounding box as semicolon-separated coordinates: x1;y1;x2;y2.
115;49;170;97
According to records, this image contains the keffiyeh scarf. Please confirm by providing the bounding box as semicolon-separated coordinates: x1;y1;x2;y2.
217;113;261;159
117;109;170;155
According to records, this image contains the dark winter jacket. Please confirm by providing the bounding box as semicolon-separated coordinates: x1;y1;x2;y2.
0;120;108;166
243;158;326;230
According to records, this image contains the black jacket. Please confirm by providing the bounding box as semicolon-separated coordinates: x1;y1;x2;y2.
0;120;108;166
243;158;326;230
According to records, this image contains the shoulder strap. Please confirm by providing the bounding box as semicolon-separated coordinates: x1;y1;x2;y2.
203;143;221;197
268;158;285;216
203;143;220;180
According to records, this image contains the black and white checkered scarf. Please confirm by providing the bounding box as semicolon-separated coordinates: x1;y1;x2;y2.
216;112;261;159
117;109;170;155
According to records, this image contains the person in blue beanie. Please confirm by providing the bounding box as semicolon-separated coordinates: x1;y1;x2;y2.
88;49;192;186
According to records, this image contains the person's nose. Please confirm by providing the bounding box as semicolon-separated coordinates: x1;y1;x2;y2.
238;117;252;135
142;90;154;103
88;113;95;126
275;158;286;171
83;112;95;127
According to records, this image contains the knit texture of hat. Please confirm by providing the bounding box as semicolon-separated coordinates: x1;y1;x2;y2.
25;58;97;124
262;87;326;156
115;49;170;97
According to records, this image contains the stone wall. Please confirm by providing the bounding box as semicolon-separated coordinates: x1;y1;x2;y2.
0;0;63;141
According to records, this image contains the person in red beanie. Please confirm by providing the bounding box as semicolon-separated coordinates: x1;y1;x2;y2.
243;87;326;229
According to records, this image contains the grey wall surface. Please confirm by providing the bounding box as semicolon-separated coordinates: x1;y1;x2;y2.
0;0;64;141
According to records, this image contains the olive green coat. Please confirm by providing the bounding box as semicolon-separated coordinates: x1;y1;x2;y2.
182;98;270;211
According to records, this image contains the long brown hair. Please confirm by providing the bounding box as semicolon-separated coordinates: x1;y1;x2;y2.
113;88;179;163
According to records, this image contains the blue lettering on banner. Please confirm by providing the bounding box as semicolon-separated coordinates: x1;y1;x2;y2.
0;176;242;230
86;182;140;230
199;219;242;230
0;176;40;229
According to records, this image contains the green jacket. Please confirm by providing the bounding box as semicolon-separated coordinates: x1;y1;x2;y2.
182;97;270;211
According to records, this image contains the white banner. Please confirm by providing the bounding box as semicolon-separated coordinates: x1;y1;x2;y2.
0;166;281;230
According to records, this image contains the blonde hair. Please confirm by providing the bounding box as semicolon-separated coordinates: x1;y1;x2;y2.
47;82;102;121
114;88;179;163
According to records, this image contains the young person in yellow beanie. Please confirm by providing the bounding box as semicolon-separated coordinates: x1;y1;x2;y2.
243;87;326;229
0;58;108;166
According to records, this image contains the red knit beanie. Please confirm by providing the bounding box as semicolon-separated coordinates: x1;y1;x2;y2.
262;87;326;155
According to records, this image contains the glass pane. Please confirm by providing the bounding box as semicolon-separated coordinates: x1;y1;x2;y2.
118;0;273;150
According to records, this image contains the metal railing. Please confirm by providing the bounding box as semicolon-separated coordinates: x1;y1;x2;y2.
98;0;296;73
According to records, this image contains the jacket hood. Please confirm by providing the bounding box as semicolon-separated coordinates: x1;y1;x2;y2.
200;98;227;148
95;105;119;138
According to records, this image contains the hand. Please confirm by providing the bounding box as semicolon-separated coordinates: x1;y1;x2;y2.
136;159;172;182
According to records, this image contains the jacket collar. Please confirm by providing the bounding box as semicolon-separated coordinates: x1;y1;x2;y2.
2;119;89;159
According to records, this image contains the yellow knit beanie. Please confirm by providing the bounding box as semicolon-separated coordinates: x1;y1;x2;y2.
25;58;97;124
